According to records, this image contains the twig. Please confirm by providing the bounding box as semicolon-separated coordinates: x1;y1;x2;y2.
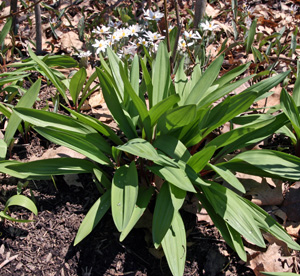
0;0;43;20
0;254;18;269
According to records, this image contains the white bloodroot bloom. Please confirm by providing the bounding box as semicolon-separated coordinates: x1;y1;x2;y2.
183;30;201;40
92;25;111;35
178;38;193;51
137;37;148;47
78;50;92;58
143;9;164;21
108;32;120;43
117;27;130;39
108;21;122;28
200;20;218;31
92;39;108;54
128;24;141;37
144;31;164;41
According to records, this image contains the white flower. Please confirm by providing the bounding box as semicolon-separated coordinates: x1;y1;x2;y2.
143;9;164;21
108;32;120;43
183;30;201;40
78;50;92;58
245;6;255;17
108;21;122;28
144;31;164;41
245;16;252;28
178;38;193;50
200;20;218;31
167;25;174;33
290;4;298;16
92;39;108;54
92;25;111;35
137;37;148;47
128;24;141;37
116;28;130;39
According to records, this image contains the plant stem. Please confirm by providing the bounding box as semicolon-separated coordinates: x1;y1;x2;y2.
171;0;181;73
34;0;42;55
163;0;171;53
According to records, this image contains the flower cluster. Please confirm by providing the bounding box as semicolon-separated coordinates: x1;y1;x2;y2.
86;8;218;59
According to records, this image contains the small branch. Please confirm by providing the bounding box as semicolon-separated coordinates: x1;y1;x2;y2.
0;255;19;269
0;0;43;20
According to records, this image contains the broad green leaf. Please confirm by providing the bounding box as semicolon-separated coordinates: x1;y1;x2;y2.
117;138;178;168
175;58;188;105
0;17;12;45
107;47;124;100
153;135;191;163
74;190;111;245
27;46;68;102
0;73;31;85
184;55;224;105
222;150;300;180
169;184;186;211
161;212;186;276
187;146;216;173
196;192;247;261
207;114;286;157
96;68;137;139
3;158;96;179
242;71;290;100
69;68;87;105
149;165;196;192
201;183;266;247
208;163;245;193
34;126;112;166
280;88;300;139
130;54;140;95
198;75;254;109
152;42;170;105
157;105;197;135
246;19;257;54
111;162;139;232
292;60;300;106
4;195;37;215
64;106;122;145
152;182;174;248
140;58;153;108
120;186;154;241
93;168;111;189
240;197;300;251
119;62;152;140
0;140;7;160
4;79;41;145
14;107;95;135
200;91;257;139
149;94;180;127
0;210;35;222
213;63;251;88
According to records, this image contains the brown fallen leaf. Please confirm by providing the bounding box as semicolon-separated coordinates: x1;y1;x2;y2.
286;222;300;238
60;31;83;53
88;92;104;108
236;173;283;206
248;243;295;275
281;182;300;222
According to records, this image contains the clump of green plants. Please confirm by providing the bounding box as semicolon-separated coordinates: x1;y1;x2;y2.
1;41;300;276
